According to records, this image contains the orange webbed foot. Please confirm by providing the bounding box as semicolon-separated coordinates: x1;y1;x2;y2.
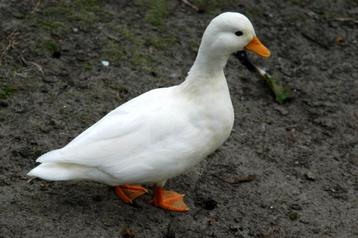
152;186;189;212
115;184;148;204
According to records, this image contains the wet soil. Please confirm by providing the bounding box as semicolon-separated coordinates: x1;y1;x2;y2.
0;0;357;237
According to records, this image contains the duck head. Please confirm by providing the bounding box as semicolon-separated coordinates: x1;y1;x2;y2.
191;12;270;74
204;12;270;57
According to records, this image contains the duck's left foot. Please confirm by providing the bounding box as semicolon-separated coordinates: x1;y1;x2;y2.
115;184;148;204
152;186;189;212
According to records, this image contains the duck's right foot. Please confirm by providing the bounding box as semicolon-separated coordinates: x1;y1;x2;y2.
151;186;189;212
115;184;148;204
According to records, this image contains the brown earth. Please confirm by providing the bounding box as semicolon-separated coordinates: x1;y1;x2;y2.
0;0;357;237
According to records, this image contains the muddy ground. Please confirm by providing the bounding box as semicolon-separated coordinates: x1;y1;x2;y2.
0;0;357;237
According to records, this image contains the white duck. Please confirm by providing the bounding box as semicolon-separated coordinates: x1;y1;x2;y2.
28;12;270;212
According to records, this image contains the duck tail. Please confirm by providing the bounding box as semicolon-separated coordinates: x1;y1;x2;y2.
36;149;62;163
27;162;91;181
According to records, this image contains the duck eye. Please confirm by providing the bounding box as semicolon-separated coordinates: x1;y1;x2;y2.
235;31;243;36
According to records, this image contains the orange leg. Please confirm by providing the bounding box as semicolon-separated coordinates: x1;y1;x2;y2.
115;184;148;204
152;186;189;212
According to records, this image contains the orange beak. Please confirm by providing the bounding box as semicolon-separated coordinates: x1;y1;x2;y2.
244;36;271;58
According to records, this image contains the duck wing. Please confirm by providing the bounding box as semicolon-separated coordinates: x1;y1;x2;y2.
36;86;199;171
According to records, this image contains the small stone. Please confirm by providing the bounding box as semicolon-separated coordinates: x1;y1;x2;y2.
290;204;302;211
260;123;266;131
207;218;216;225
273;104;288;115
40;183;49;191
39;125;50;133
121;228;135;238
14;103;25;113
335;36;345;45
101;60;110;67
313;118;336;129
306;10;319;19
304;171;316;181
229;225;239;232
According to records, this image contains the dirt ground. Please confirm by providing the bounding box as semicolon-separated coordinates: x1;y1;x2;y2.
0;0;357;237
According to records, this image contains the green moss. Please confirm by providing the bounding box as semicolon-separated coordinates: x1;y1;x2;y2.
31;0;112;55
136;0;169;27
37;19;69;34
34;0;112;32
147;34;176;49
288;211;299;221
131;51;152;71
189;40;200;53
73;0;101;10
82;62;93;71
286;0;307;6
101;40;125;62
244;7;265;18
72;0;112;24
103;40;150;69
40;1;70;16
32;36;60;56
144;0;168;27
41;38;59;53
104;21;177;71
13;11;26;19
191;0;232;14
115;24;145;46
104;24;150;69
0;85;16;99
45;40;59;52
101;36;155;72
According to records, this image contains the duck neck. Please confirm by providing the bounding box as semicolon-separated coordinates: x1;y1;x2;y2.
182;44;230;89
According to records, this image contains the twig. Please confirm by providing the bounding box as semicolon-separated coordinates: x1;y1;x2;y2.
30;61;45;77
27;177;37;183
300;31;330;50
0;31;18;64
334;17;358;24
105;33;120;42
20;56;45;77
31;0;42;14
180;0;200;12
212;174;256;184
